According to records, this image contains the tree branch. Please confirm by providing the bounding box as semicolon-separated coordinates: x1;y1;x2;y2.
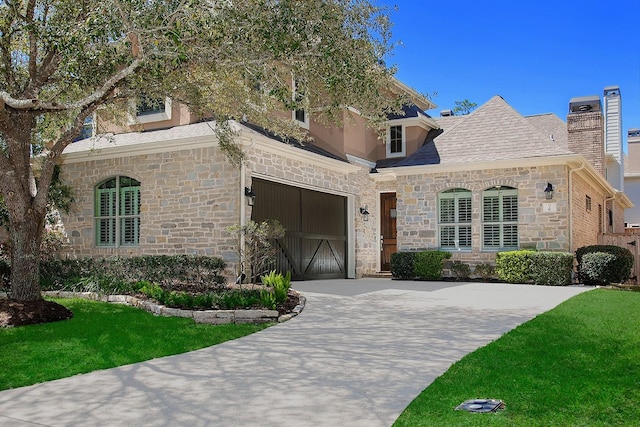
26;0;38;89
0;56;143;112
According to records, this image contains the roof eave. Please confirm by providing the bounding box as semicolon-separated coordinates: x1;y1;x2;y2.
391;78;437;111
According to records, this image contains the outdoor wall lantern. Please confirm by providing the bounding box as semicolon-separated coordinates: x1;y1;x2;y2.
544;183;554;200
244;187;256;206
359;206;370;221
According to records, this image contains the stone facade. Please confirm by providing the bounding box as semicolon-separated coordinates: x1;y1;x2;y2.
61;142;241;268
389;164;570;267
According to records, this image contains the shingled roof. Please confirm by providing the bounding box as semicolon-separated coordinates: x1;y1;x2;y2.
377;95;573;169
63;119;347;163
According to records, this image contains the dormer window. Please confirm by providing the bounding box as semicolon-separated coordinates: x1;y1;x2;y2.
386;125;405;158
131;96;172;124
74;115;95;142
137;96;165;116
292;79;309;129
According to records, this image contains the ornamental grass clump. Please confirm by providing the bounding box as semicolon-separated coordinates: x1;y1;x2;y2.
261;270;292;304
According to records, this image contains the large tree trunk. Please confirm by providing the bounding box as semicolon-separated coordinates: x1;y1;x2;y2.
9;213;45;301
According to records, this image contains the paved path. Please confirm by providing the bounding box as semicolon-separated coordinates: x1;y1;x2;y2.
0;279;590;427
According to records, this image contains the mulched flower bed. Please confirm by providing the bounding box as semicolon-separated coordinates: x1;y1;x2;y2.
0;299;73;328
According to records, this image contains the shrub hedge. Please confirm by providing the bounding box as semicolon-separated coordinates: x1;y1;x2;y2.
391;251;451;280
39;255;226;291
496;250;574;286
579;252;616;286
529;252;575;286
415;251;451;280
496;250;534;284
576;245;633;285
390;252;417;280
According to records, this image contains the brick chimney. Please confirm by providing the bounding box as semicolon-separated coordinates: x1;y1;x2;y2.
567;95;605;176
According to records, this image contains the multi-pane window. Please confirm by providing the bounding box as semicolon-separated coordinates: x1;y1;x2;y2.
389;125;403;154
136;95;165;116
95;176;141;247
482;186;518;250
439;189;472;250
385;124;406;158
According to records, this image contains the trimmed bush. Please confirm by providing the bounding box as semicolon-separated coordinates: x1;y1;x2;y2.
449;260;471;280
579;252;616;286
414;251;452;280
39;255;226;292
497;251;574;286
474;263;495;281
496;250;534;284
391;252;417;280
530;252;574;286
576;245;633;285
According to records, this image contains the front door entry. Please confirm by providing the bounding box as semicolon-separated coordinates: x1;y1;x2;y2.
380;192;397;271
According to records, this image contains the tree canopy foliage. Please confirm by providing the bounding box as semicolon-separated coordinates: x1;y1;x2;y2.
453;99;477;115
0;0;406;301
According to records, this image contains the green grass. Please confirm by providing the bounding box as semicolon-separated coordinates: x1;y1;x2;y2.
0;298;270;390
394;289;640;426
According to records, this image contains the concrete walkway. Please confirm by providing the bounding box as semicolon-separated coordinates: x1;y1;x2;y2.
0;279;590;427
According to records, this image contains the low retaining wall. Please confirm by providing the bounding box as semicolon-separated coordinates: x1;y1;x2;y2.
1;291;306;324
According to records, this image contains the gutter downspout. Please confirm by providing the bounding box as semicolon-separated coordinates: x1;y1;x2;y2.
568;161;586;252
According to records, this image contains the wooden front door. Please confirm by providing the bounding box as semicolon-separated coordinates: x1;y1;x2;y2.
380;192;397;271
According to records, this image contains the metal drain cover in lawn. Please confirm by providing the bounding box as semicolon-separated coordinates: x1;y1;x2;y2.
455;399;505;413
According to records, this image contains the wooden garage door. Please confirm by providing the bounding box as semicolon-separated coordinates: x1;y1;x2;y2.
251;179;347;280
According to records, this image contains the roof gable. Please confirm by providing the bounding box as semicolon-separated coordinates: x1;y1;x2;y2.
430;96;573;164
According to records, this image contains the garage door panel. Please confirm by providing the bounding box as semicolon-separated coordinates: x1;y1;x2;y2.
302;239;345;278
251;178;347;280
301;191;346;236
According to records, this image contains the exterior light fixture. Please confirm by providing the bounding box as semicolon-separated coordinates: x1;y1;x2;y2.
244;187;256;206
544;183;554;200
359;206;370;221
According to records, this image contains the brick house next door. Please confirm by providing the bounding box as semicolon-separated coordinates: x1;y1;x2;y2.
251;178;347;280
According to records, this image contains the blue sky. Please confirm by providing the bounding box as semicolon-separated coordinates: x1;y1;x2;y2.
380;0;640;152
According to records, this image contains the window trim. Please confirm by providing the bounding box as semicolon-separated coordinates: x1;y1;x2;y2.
95;176;141;248
481;186;518;251
386;124;406;158
438;188;472;251
129;97;172;124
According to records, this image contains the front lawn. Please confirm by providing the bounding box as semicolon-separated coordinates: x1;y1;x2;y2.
394;289;640;426
0;298;270;390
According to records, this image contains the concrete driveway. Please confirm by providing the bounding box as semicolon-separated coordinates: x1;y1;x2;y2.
0;279;589;427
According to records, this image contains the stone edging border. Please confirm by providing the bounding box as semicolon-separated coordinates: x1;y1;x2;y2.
2;291;306;325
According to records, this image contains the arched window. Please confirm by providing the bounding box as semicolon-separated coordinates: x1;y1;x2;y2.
438;188;472;250
482;186;518;250
95;176;141;247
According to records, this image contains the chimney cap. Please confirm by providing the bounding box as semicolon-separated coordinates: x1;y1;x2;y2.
440;109;453;117
604;86;621;96
569;95;601;113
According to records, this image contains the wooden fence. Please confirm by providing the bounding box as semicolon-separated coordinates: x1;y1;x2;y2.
599;233;640;284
